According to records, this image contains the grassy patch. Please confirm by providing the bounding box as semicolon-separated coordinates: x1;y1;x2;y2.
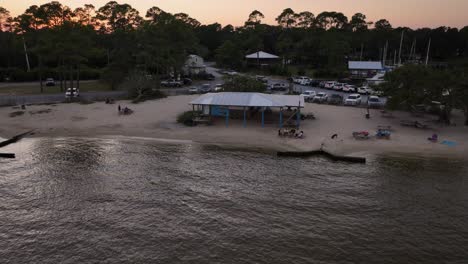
0;81;112;95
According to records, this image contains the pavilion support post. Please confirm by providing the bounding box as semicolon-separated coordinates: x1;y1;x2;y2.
243;107;247;127
225;108;229;127
261;108;265;128
296;107;301;129
279;108;283;128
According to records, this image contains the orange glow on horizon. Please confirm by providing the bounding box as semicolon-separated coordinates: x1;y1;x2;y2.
2;0;467;29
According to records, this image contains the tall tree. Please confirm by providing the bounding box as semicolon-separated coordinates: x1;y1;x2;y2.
296;11;315;28
174;13;201;28
374;19;392;31
316;11;348;30
74;4;97;26
276;8;297;28
36;1;73;28
95;1;142;32
0;7;11;31
349;13;372;31
245;10;264;28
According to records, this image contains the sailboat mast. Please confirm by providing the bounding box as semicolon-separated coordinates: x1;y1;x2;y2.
398;30;404;65
23;36;31;72
425;38;431;66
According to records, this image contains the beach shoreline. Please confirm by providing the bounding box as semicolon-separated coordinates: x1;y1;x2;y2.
1;95;467;159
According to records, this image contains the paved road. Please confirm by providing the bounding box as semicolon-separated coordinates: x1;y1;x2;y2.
0;80;98;89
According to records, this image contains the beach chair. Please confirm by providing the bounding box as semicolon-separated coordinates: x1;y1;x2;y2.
352;131;370;140
377;125;392;131
376;129;391;139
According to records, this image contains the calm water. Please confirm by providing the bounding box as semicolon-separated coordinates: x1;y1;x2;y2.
1;137;467;264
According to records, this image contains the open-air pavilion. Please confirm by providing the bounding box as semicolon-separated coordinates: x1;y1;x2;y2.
190;92;304;128
245;51;280;67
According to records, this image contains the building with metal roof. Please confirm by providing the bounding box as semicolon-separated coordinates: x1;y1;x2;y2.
190;92;304;128
348;61;383;70
348;61;384;79
245;51;280;59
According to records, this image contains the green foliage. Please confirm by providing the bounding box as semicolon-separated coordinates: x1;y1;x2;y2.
120;71;166;103
378;64;468;125
215;40;243;69
223;75;266;93
177;111;198;126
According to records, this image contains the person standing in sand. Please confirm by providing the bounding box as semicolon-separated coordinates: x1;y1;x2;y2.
118;105;121;113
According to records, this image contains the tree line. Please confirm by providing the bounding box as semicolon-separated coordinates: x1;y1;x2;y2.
0;1;468;85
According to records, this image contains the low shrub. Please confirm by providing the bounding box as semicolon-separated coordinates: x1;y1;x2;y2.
177;111;199;126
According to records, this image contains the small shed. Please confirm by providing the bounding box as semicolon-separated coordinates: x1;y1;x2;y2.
348;61;384;79
190;92;304;128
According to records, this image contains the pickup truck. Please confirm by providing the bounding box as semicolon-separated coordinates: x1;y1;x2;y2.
161;79;183;87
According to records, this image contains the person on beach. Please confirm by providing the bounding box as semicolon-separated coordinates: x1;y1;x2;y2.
295;131;304;139
118;105;121;113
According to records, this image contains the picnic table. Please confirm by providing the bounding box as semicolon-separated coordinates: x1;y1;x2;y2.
400;120;430;129
192;117;213;125
380;110;394;118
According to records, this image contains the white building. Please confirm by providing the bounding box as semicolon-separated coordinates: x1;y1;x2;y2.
183;54;206;75
348;61;384;78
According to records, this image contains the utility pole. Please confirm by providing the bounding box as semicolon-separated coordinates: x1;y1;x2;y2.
22;36;31;72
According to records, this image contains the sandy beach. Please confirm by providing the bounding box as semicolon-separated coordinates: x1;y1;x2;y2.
1;95;467;157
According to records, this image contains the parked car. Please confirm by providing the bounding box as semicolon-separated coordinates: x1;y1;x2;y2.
319;81;327;88
343;84;357;93
225;70;238;76
370;89;384;96
333;83;346;91
344;94;362;106
301;90;316;102
214;84;223;92
324;81;337;89
293;76;311;85
357;86;372;95
268;83;288;91
308;80;321;87
204;73;215;80
45;78;55;86
65;87;79;98
183;78;192;85
189;87;200;94
328;94;343;105
313;92;328;103
161;79;183;87
256;75;268;83
200;84;212;93
368;96;383;108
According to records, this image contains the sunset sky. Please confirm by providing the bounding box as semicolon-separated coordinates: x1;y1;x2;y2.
2;0;467;29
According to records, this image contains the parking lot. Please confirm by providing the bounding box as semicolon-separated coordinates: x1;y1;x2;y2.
267;78;387;107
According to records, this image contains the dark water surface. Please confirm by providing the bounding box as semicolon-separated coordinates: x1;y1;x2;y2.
1;137;467;264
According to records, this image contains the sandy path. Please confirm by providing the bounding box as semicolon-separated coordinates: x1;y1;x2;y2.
1;95;467;157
